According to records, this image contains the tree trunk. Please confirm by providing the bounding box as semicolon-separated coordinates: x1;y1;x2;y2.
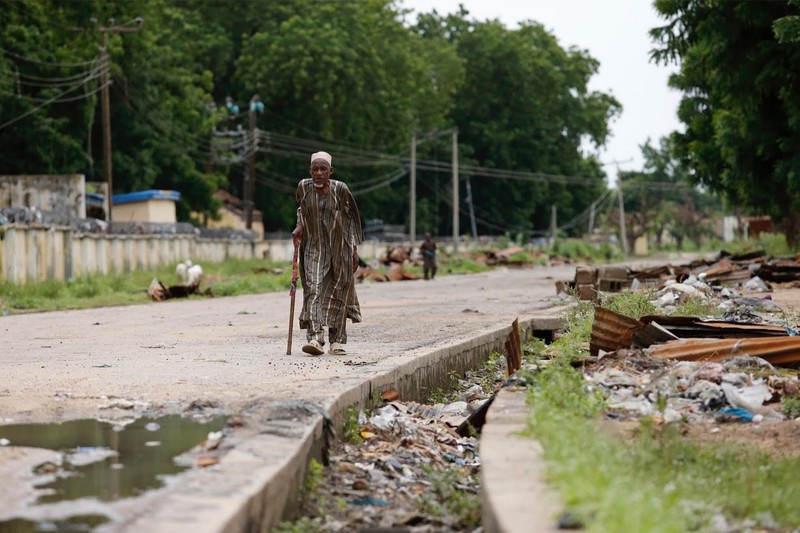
784;208;800;250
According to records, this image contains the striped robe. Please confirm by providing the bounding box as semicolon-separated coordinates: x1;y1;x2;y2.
296;179;363;343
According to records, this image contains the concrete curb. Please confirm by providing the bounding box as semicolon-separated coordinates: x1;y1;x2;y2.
118;315;563;532
480;387;564;533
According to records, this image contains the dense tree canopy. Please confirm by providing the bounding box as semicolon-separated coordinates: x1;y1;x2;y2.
0;0;621;238
652;0;800;246
432;15;620;236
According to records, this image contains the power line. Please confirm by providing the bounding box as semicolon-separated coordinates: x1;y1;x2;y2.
0;78;109;104
0;61;106;130
0;47;99;68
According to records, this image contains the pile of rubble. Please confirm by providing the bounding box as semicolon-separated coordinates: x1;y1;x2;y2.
355;244;543;283
586;306;800;425
560;250;800;302
355;246;420;282
559;251;800;428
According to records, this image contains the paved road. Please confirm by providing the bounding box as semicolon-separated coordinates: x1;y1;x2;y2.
0;265;575;424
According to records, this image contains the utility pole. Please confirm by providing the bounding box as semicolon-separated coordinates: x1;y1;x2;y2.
408;127;456;247
409;135;417;245
601;158;633;257
588;200;596;236
98;17;143;224
451;128;459;252
618;180;628;258
465;177;477;241
245;95;263;230
550;205;557;245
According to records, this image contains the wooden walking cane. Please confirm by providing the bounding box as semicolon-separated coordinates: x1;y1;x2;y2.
286;240;300;355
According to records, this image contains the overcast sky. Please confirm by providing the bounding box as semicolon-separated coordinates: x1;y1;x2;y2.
401;0;684;186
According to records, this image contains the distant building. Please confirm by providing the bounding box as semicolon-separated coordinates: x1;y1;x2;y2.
112;190;180;223
200;189;264;239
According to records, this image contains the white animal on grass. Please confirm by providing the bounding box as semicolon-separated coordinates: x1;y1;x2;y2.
175;259;193;284
187;264;203;286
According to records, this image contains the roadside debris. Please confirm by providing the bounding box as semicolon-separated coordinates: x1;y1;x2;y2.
286;350;508;532
557;250;800;302
148;261;210;301
565;253;800;427
147;278;204;301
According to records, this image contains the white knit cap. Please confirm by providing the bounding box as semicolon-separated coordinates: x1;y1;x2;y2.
310;151;332;165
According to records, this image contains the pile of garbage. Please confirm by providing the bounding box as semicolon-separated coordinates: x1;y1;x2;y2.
563;252;800;428
288;379;499;531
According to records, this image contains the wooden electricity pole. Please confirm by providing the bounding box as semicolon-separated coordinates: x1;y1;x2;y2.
409;135;417;245
99;17;143;223
245;95;263;230
451;128;459;252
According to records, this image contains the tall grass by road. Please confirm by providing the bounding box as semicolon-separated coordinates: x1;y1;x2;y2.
0;255;492;315
0;258;293;315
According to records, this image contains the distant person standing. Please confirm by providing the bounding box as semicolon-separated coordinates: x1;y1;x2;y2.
419;233;437;280
292;151;363;356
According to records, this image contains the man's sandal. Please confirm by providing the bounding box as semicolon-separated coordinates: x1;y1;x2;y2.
329;342;347;355
302;340;324;356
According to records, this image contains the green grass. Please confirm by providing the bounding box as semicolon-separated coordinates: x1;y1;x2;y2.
599;290;657;320
0;258;293;314
341;407;361;445
416;466;481;529
0;252;503;316
672;296;721;318
546;239;623;263
523;302;800;531
440;255;492;275
720;232;797;257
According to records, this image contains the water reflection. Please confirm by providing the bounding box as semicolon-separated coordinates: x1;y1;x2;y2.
0;415;225;503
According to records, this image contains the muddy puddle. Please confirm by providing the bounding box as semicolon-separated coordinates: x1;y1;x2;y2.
0;414;226;531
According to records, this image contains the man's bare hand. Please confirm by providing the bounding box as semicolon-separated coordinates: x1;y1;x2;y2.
292;225;303;245
352;250;359;273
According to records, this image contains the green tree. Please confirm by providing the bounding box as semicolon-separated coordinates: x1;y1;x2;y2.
619;137;720;252
774;0;800;43
0;0;96;175
417;10;620;237
0;0;225;222
651;0;800;247
229;0;462;232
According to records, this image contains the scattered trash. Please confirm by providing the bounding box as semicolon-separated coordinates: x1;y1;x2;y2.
195;455;219;467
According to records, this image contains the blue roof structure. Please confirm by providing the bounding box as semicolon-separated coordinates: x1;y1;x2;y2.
86;192;105;206
112;190;181;205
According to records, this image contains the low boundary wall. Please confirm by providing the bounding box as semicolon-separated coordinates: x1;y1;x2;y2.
0;226;403;283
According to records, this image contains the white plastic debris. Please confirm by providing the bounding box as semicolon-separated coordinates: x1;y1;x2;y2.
370;405;400;430
658;292;679;306
743;276;769;292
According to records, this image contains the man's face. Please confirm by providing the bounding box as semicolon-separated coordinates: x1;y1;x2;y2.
309;159;332;188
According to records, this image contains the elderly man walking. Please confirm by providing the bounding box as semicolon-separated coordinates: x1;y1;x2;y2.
292;151;363;356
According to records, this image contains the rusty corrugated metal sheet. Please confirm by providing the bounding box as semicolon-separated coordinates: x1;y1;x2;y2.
639;316;788;338
631;265;674;281
632;322;679;348
646;337;800;368
590;307;643;357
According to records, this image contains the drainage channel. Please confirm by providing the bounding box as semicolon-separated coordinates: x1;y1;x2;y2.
269;320;560;532
0;414;227;532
